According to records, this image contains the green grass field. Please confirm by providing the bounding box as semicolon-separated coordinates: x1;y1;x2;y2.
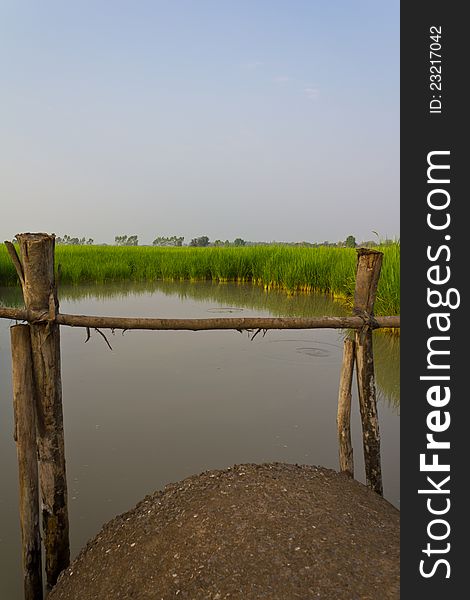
0;244;400;315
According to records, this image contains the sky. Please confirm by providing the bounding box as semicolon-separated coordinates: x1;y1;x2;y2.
0;0;399;245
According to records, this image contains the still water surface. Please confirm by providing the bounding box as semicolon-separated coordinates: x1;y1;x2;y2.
0;282;399;598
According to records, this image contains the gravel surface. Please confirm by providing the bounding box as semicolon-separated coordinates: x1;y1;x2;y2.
50;463;399;600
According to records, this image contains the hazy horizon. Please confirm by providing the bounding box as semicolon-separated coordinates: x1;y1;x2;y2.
1;1;399;244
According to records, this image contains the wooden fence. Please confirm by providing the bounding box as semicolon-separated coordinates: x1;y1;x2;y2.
1;233;400;599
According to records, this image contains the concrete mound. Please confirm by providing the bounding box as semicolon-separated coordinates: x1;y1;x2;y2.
50;463;399;600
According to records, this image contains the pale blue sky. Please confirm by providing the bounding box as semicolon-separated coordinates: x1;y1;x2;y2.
1;1;399;244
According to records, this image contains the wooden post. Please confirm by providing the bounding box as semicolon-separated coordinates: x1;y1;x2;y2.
337;337;355;478
11;325;43;600
353;248;383;496
16;233;70;590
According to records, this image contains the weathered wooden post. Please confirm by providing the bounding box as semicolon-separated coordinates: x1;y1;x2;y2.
16;233;70;590
337;337;355;478
11;324;43;600
353;248;383;496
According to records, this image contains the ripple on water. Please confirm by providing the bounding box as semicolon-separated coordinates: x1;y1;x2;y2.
260;338;341;364
295;347;330;357
207;307;245;314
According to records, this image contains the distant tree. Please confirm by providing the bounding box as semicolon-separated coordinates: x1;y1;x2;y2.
213;240;224;247
57;234;90;245
224;240;231;247
87;238;94;245
153;235;184;247
345;235;356;248
115;235;138;246
59;234;80;246
190;236;209;247
233;238;246;247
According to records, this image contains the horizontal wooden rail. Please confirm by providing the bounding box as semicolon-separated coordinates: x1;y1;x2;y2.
0;307;400;330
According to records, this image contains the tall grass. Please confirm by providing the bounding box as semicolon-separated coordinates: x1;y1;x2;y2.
0;244;400;315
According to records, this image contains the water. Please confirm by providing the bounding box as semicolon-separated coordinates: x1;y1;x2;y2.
0;282;399;599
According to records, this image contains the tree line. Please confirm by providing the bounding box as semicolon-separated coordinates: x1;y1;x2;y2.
53;234;395;248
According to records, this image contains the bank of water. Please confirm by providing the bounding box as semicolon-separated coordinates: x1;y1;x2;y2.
0;282;399;599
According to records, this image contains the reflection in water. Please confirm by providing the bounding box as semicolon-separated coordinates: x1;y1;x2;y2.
0;281;399;600
0;280;350;315
1;281;399;407
0;285;23;307
372;332;400;411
